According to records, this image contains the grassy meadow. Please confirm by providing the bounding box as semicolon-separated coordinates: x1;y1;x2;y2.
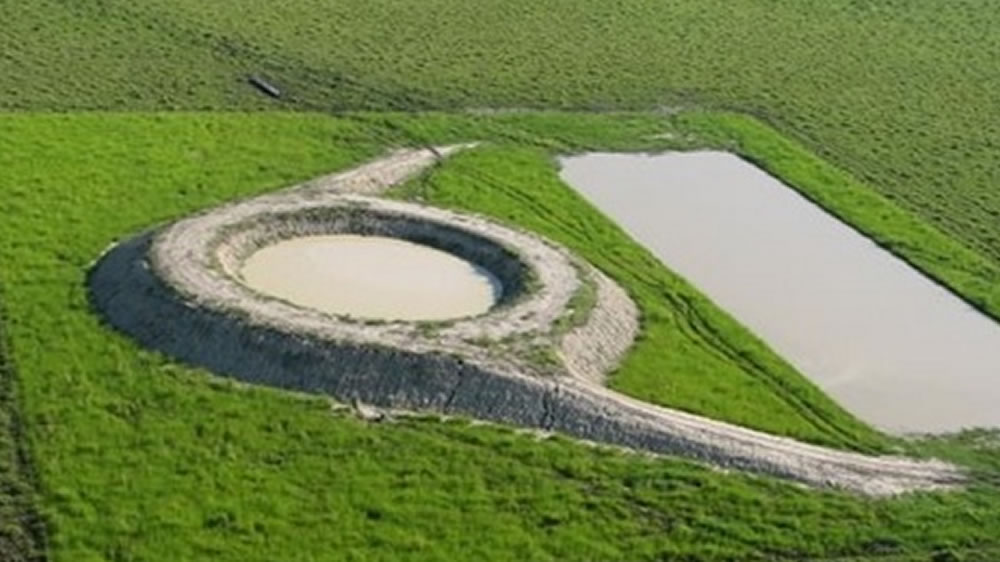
0;112;996;561
3;0;1000;559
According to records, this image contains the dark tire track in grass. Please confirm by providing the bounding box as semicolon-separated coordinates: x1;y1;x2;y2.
0;294;48;562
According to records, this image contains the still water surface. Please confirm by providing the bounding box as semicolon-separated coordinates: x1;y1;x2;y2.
560;151;1000;433
241;235;501;322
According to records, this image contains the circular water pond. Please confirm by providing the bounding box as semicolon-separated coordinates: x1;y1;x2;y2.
240;235;502;321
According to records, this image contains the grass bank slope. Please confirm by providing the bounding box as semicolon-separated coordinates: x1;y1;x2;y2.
1;112;1000;560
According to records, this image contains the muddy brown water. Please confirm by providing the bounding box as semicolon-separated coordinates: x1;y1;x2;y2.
240;235;502;321
559;151;1000;433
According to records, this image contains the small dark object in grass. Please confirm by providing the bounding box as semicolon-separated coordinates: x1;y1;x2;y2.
248;75;281;98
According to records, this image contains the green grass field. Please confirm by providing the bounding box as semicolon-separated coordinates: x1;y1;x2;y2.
0;112;998;561
3;0;1000;560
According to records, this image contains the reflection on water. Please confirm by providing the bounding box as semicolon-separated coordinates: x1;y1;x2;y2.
560;151;1000;433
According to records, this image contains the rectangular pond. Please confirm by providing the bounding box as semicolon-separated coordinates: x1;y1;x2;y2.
559;151;1000;433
